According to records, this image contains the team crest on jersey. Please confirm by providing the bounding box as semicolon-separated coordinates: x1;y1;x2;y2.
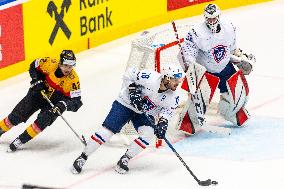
142;96;156;111
212;45;227;63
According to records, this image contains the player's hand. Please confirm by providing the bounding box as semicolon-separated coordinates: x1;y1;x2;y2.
51;101;67;115
154;117;168;139
129;83;144;111
30;80;46;93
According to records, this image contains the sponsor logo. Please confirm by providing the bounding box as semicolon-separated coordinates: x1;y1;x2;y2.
47;0;72;45
167;0;213;11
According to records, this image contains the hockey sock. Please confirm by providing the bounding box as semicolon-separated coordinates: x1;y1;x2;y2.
19;122;42;143
83;127;114;156
0;117;14;133
125;126;155;158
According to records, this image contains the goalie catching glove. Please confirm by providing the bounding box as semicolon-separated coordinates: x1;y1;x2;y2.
129;83;144;111
233;48;256;75
154;117;168;139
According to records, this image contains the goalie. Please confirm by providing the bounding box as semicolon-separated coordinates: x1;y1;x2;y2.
177;4;256;135
71;65;184;174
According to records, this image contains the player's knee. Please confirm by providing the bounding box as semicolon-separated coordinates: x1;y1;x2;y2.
36;110;58;130
8;113;26;126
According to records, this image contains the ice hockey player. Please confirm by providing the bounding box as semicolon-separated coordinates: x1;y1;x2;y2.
71;65;184;174
0;50;82;152
177;4;256;134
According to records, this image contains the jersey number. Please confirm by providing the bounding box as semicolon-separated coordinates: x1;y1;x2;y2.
72;82;80;90
141;72;150;79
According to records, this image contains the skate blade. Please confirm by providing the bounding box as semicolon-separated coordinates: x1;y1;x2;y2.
114;166;127;174
6;147;17;153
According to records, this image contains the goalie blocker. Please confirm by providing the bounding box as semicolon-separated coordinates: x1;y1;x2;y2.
177;63;250;135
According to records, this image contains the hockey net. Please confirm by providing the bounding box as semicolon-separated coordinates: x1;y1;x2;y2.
115;25;194;146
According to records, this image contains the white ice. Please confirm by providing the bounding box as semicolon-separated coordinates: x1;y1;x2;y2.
0;1;284;188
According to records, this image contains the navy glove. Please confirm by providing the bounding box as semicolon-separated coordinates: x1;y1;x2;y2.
154;117;168;139
51;101;67;115
129;83;144;111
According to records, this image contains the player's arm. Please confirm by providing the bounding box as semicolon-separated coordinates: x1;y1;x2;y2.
123;67;146;112
29;58;47;92
51;82;83;114
155;95;180;139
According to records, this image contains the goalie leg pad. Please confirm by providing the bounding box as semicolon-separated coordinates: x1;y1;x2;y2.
177;100;199;135
178;72;219;135
219;71;250;126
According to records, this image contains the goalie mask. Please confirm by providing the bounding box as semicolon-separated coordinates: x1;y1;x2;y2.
204;4;221;33
60;50;76;67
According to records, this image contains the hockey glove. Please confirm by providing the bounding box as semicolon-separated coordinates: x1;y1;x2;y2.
30;79;46;93
129;83;144;111
234;49;255;75
154;117;168;139
51;101;67;115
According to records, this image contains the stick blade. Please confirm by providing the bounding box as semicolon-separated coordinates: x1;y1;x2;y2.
199;179;218;186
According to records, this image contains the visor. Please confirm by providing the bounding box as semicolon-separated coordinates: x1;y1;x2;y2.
62;59;76;66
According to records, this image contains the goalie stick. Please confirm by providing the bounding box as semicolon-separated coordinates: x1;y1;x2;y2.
41;91;87;146
144;113;218;186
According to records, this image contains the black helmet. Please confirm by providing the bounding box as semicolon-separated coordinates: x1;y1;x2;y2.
60;50;76;66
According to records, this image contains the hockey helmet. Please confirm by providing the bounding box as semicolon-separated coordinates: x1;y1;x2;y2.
161;64;184;80
60;50;76;66
204;4;221;33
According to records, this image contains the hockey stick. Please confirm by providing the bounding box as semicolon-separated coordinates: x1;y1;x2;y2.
171;21;197;94
171;21;206;126
41;91;87;146
22;183;64;189
144;114;218;186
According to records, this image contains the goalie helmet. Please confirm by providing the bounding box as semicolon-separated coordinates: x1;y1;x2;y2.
204;4;221;33
60;50;76;66
161;64;184;80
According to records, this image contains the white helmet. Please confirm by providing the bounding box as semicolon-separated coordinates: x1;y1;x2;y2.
204;4;221;33
161;64;184;79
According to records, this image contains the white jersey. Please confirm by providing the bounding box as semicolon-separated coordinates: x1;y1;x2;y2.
116;68;181;121
182;19;236;73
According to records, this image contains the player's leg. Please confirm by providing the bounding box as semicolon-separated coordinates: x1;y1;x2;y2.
218;70;250;126
7;104;59;152
115;113;155;174
0;90;44;137
71;100;134;174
